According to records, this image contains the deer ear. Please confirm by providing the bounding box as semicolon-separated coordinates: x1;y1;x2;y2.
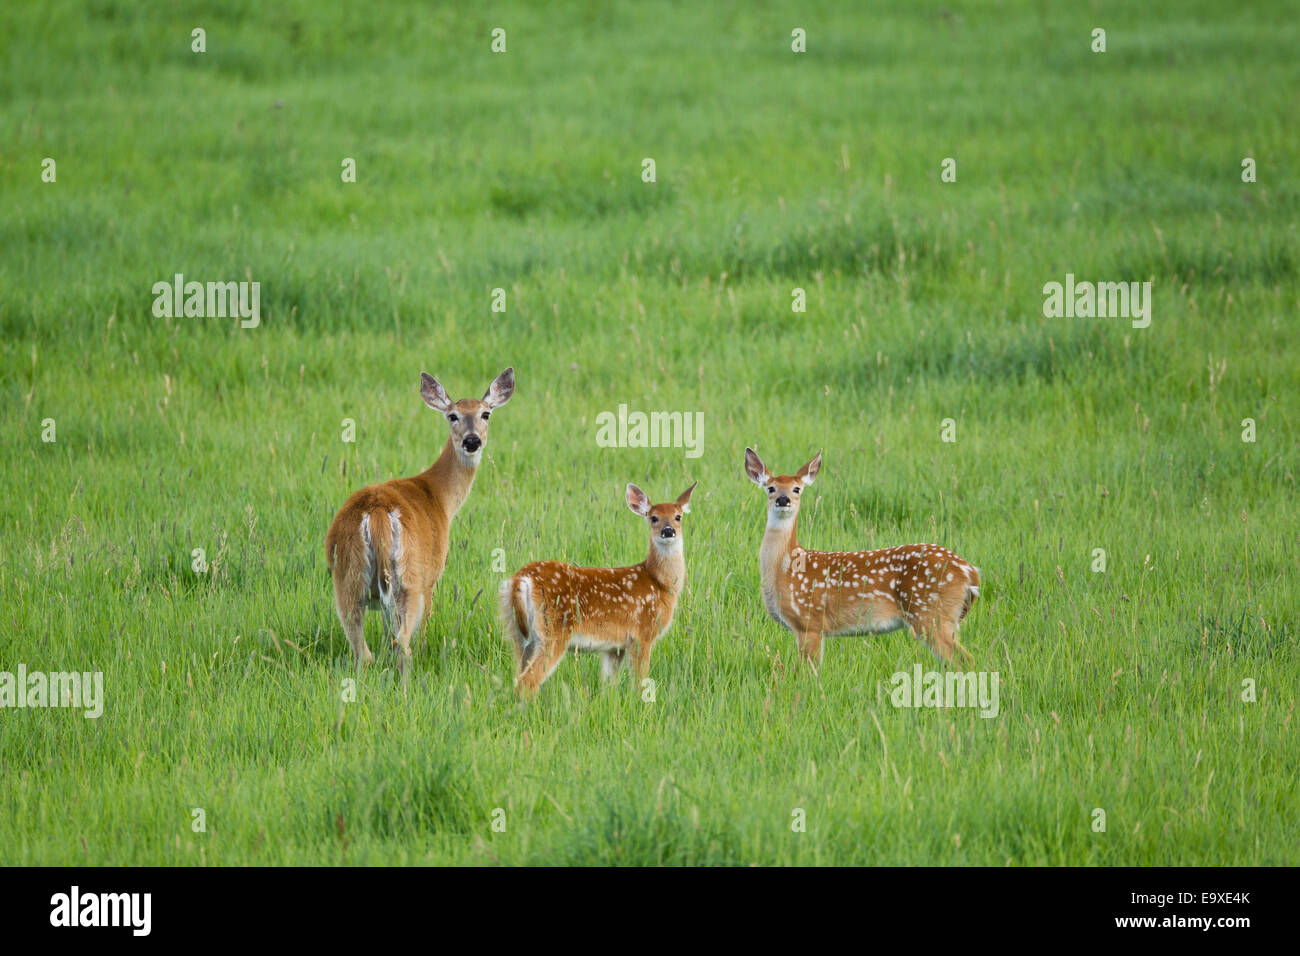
482;367;514;409
420;372;453;412
798;450;822;485
625;483;651;517
676;481;698;514
744;447;770;486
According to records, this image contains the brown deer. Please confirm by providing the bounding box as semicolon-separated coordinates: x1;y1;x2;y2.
744;448;979;669
500;482;697;699
326;368;514;674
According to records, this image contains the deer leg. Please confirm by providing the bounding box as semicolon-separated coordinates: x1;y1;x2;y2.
950;584;977;664
909;583;976;665
515;626;568;701
333;575;374;669
339;607;372;670
795;630;824;670
948;619;975;666
628;636;657;682
390;588;424;679
600;649;626;684
909;612;966;664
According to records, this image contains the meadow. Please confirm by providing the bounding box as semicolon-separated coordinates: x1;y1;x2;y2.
1;0;1296;865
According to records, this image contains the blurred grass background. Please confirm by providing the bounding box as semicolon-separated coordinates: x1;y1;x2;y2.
0;0;1296;864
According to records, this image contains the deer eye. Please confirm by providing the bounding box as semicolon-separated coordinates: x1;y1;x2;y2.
650;516;658;523
793;487;800;494
767;486;775;494
675;515;681;522
447;413;458;423
481;411;490;421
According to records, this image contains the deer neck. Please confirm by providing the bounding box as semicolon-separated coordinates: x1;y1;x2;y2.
643;540;687;595
759;512;800;581
417;436;478;520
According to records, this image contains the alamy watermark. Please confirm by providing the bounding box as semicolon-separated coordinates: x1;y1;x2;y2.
50;886;150;935
595;404;703;459
1042;273;1151;328
887;664;999;718
151;273;260;328
1;665;103;718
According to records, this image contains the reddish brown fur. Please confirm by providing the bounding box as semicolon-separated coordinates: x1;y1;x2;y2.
326;368;514;674
745;448;980;669
501;482;696;699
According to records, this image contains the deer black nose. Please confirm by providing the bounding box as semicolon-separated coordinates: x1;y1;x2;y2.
775;495;790;507
660;526;676;539
462;434;481;452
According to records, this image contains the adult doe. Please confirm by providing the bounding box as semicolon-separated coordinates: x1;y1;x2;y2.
744;448;979;668
326;368;514;674
500;482;697;699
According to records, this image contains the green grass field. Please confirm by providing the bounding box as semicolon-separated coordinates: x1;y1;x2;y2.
2;0;1296;865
